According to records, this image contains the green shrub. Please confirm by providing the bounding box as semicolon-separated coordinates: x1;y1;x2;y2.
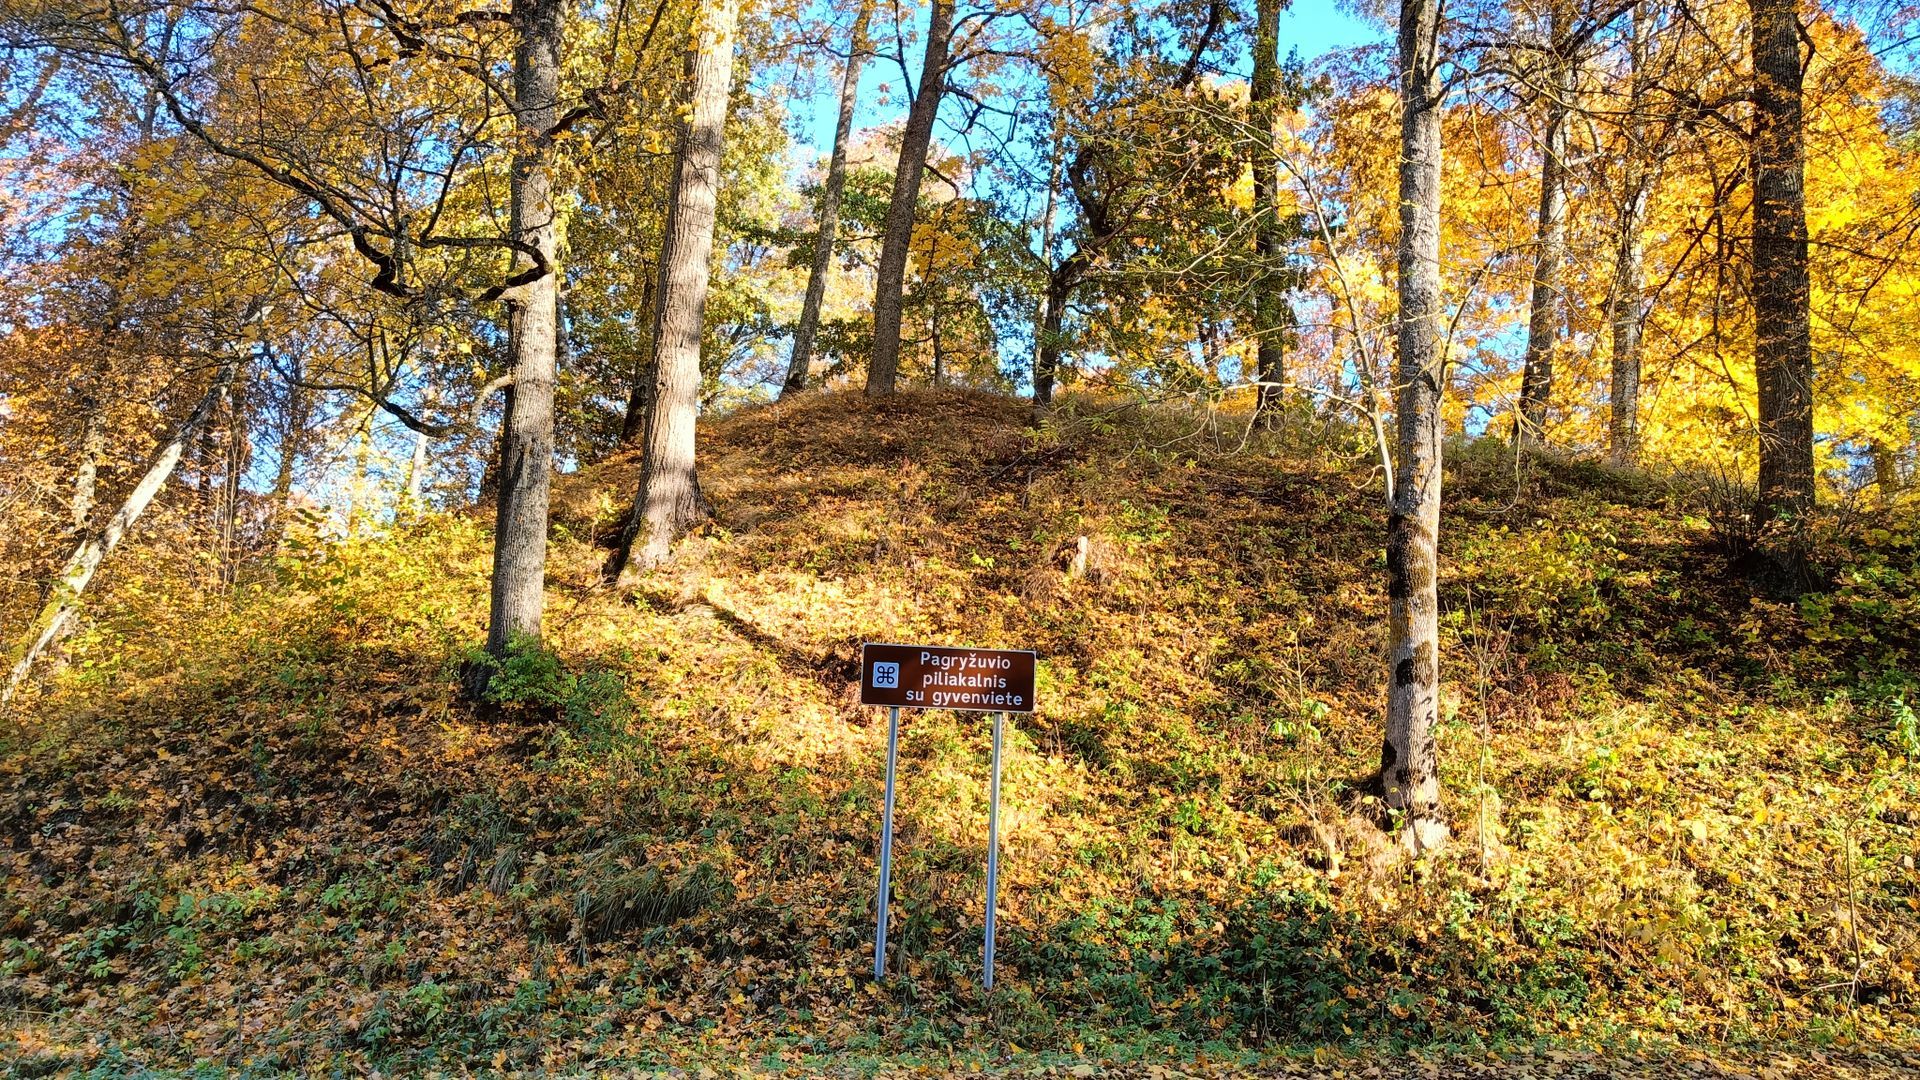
461;637;634;749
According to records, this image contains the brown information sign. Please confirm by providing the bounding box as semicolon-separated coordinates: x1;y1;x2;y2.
860;643;1037;713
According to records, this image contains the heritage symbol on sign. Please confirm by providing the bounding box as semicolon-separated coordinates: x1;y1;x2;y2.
871;662;900;689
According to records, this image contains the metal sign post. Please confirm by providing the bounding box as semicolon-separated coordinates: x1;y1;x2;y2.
874;706;900;980
860;643;1036;990
983;711;1005;990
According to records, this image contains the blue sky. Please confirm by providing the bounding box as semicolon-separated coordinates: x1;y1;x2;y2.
767;0;1391;392
787;0;1390;162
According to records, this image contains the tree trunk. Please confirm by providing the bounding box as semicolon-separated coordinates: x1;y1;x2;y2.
1607;2;1656;468
348;419;372;536
219;367;248;584
1035;255;1084;410
604;0;739;583
1606;195;1649;466
267;350;309;549
786;0;871;397
195;422;217;532
619;269;657;444
619;362;652;445
1379;0;1448;853
1751;0;1815;519
865;0;953;397
71;389;105;535
1031;118;1065;410
1035;278;1068;409
479;382;512;505
483;0;565;659
1871;441;1903;497
404;391;433;519
1517;5;1570;449
1250;0;1286;420
5;362;235;706
270;397;303;511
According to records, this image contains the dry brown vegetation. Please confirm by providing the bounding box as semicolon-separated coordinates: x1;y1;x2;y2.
2;390;1917;1074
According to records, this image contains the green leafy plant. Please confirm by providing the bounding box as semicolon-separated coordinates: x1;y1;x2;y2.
461;637;634;749
1890;696;1920;759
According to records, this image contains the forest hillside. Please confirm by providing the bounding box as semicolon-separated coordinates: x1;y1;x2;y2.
2;390;1916;1075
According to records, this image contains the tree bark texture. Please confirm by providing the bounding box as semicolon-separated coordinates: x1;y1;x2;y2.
605;0;739;582
1250;0;1287;419
1870;441;1903;497
618;269;657;444
1380;0;1448;852
218;367;248;584
1607;2;1657;467
266;349;309;549
1035;267;1074;409
484;0;565;658
1517;5;1571;448
865;0;953;397
1751;0;1815;518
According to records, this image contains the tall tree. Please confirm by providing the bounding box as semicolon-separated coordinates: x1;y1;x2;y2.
1380;0;1449;852
1750;0;1815;518
1031;113;1067;410
1034;143;1113;409
1516;1;1571;448
865;0;954;397
268;385;310;536
1249;0;1288;419
605;0;741;581
1606;0;1660;466
484;0;567;658
786;0;873;397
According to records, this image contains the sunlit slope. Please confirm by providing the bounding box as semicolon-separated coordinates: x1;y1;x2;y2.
3;389;1916;1072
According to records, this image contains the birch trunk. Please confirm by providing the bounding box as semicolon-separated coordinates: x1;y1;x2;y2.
1517;5;1570;449
348;421;372;536
1380;0;1449;853
604;0;739;582
71;392;105;534
1606;201;1649;465
865;0;953;396
404;423;431;519
785;0;871;397
5;362;235;706
1751;0;1815;519
483;0;565;658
